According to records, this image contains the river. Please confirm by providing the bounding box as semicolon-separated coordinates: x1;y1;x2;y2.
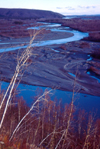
0;22;88;53
0;22;100;118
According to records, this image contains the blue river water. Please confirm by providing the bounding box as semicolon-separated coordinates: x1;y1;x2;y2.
1;81;100;118
0;22;100;118
0;22;88;53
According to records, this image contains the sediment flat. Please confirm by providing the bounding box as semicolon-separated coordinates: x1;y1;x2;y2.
0;18;100;96
0;39;100;96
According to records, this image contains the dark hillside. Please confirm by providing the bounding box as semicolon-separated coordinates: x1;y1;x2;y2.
0;8;63;19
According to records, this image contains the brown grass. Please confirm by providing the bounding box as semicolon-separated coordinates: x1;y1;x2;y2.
0;89;100;149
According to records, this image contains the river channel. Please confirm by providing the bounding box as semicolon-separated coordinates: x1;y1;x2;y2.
0;22;88;52
0;22;100;118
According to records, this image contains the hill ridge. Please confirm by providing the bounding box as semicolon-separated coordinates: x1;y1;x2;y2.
0;8;63;19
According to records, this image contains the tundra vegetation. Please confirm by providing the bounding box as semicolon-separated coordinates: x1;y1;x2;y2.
0;14;100;148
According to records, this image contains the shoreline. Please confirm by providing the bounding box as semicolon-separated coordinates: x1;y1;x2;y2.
0;31;74;49
0;40;100;96
0;19;100;97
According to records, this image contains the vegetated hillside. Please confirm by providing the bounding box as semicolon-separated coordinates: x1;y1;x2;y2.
0;8;63;19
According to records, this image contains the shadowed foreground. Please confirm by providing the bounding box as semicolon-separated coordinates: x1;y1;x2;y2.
0;90;100;149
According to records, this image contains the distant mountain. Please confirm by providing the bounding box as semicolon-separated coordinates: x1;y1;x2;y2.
0;8;63;19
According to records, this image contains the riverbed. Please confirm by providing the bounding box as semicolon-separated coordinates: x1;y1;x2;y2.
0;22;88;52
0;21;100;117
